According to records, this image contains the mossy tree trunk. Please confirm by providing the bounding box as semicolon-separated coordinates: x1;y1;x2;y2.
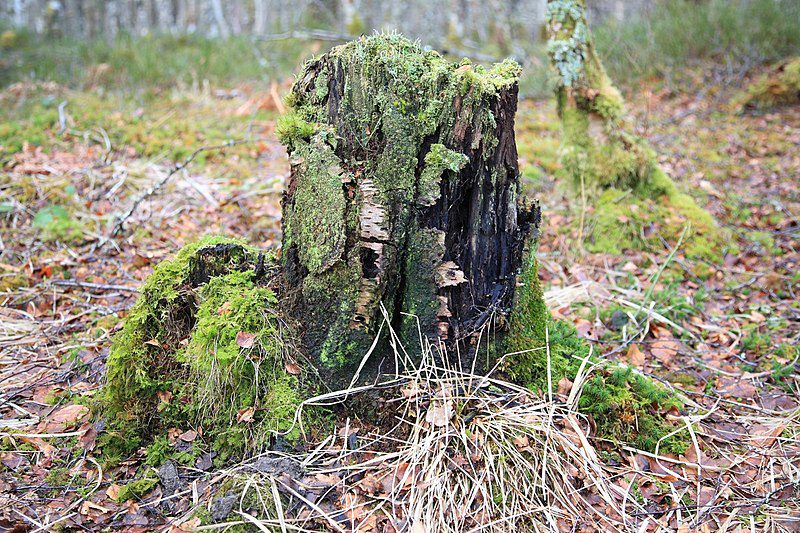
278;35;539;377
545;0;665;194
545;0;720;257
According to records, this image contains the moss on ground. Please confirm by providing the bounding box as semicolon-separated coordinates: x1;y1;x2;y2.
506;247;688;454
735;57;800;111
101;235;317;465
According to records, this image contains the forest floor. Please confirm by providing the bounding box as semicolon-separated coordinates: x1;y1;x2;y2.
0;62;798;531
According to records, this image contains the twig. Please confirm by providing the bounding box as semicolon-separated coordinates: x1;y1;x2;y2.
49;279;139;293
110;139;253;238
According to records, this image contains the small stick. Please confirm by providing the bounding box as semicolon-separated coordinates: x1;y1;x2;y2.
110;139;253;238
49;279;139;293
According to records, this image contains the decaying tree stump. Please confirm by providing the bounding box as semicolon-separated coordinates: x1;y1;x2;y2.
278;34;539;372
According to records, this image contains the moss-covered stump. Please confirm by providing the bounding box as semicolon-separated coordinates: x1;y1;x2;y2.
278;34;538;374
546;0;722;259
736;57;800;112
102;236;313;464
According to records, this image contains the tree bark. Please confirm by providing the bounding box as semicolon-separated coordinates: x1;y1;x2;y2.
279;35;538;379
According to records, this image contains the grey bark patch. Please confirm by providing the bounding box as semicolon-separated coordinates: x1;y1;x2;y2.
211;492;238;522
157;460;180;497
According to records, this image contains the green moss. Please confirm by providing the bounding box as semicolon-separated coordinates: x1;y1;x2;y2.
101;236;317;465
589;183;725;261
275;111;316;150
32;205;84;243
115;474;159;503
506;247;687;453
736;57;800;111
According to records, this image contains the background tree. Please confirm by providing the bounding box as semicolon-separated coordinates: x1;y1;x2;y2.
545;0;722;258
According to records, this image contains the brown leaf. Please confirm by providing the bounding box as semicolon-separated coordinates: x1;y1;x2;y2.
285;362;301;375
236;331;256;349
425;399;453;427
178;429;197;442
46;404;90;432
557;377;573;397
627;343;646;368
236;407;255;424
748;423;787;448
217;301;232;315
106;483;121;501
513;435;530;450
0;452;26;470
650;339;679;366
78;422;98;451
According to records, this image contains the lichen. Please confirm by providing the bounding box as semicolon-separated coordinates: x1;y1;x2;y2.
418;144;469;206
101;236;316;464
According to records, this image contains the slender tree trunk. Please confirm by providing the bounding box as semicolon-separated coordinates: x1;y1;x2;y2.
545;0;720;256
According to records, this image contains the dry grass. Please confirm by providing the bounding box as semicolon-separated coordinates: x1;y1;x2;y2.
165;318;800;532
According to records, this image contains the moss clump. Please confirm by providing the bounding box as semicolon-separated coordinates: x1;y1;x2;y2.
590;177;722;260
506;248;688;454
32;204;84;243
115;474;159;503
736;57;800;111
101;236;315;464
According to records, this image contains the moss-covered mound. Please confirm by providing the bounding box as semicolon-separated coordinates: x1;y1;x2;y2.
505;249;688;454
101;236;314;464
736;57;800;112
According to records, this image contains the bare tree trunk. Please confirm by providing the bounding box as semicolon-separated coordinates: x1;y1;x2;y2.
209;0;229;37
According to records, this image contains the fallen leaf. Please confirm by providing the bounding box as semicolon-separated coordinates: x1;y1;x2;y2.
748;423;787;448
0;452;26;470
285;362;301;375
425;399;453;427
46;404;90;431
513;435;530;449
650;339;680;366
557;377;573;396
78;422;98;450
236;331;256;349
178;429;197;442
106;483;121;500
627;343;646;368
236;407;255;423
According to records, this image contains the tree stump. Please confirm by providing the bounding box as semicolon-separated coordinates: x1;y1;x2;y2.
278;34;539;375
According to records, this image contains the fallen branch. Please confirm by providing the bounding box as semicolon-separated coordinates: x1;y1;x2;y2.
110;139;253;238
49;279;140;293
